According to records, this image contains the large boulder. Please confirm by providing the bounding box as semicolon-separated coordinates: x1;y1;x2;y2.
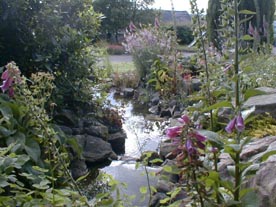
107;130;127;154
75;134;117;163
244;92;276;119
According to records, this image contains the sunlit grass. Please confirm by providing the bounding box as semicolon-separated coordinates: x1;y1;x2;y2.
111;62;136;73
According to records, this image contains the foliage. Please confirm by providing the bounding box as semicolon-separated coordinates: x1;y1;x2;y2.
158;0;276;206
93;0;156;43
245;114;276;138
240;53;276;88
207;0;275;48
175;25;194;45
0;0;102;110
0;62;88;206
123;21;177;81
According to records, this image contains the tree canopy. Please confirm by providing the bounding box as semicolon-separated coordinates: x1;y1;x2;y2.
0;0;102;108
207;0;275;48
93;0;156;42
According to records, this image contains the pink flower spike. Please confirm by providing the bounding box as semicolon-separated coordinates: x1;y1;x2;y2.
225;117;237;133
236;114;245;132
1;70;9;80
178;115;190;124
166;126;182;138
186;139;197;156
8;87;14;97
0;77;13;92
194;132;206;142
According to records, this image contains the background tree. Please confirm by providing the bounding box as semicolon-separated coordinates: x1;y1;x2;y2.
0;0;102;109
207;0;275;48
93;0;156;43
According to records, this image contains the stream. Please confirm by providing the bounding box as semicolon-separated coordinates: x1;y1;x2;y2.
101;90;166;206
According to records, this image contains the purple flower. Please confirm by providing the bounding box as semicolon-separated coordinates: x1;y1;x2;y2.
193;132;206;142
166;126;182;138
248;22;254;36
186;139;197;156
178;115;190;124
0;62;22;97
129;21;136;33
236;114;245;132
225;117;237;133
154;17;160;28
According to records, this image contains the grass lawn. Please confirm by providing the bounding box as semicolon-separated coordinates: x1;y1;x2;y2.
111;61;136;73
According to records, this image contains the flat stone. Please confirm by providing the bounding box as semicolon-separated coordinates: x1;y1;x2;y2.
255;87;276;94
244;93;276;118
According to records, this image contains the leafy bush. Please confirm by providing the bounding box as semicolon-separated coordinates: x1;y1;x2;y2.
123;21;176;79
176;25;194;45
0;62;88;206
0;0;102;110
241;53;276;88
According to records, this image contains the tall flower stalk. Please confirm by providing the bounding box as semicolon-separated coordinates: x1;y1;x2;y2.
190;0;214;130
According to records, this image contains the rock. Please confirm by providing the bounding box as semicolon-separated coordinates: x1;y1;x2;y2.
149;193;168;207
160;106;175;118
241;136;276;161
151;93;160;106
160;159;179;183
244;93;276;118
84;125;109;140
247;161;276;207
217;107;234;124
58;125;73;135
159;142;178;159
54;109;77;127
156;179;174;193
75;135;117;163
122;88;134;97
218;136;276;206
191;78;202;92
70;159;88;179
108;130;126;154
255;87;276;94
149;105;160;115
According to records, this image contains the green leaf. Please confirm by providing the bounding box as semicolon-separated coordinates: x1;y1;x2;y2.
0;105;13;119
197;130;224;149
139;186;147;194
160;197;170;204
0;176;9;188
202;101;233;112
241;190;260;207
241;35;254;41
239;10;256;15
170;187;182;199
261;150;276;162
32;166;49;173
0;126;15;137
242;164;259;178
244;89;266;101
149;158;163;164
24;138;41;163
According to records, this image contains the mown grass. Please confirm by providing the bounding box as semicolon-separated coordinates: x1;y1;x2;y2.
111;62;136;73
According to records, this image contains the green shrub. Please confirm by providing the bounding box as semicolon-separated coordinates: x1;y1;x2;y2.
123;21;176;80
176;25;194;45
0;62;88;206
0;0;102;110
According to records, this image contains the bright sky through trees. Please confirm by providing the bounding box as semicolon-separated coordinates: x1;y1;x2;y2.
152;0;208;12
